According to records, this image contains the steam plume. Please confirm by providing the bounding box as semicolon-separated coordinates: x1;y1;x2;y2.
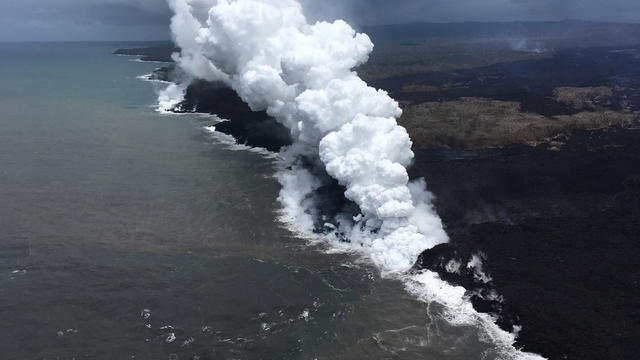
163;0;448;272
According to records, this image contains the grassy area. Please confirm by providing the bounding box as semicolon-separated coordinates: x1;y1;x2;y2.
552;86;614;111
400;97;637;149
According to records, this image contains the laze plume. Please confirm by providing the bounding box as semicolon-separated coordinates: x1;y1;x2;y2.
162;0;448;272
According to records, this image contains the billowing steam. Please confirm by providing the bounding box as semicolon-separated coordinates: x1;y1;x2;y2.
163;0;448;272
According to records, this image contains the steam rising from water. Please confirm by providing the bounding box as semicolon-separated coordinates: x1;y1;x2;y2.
160;1;544;358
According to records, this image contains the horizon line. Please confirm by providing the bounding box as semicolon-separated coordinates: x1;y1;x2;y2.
2;18;639;42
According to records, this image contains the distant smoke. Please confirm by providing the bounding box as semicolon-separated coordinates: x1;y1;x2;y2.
508;38;548;54
162;0;448;272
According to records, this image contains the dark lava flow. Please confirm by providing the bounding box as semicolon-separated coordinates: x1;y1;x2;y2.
413;128;640;360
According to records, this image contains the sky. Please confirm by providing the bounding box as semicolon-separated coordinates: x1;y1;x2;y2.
0;0;639;41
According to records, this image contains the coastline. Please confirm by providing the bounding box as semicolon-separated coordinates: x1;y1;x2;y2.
122;45;640;360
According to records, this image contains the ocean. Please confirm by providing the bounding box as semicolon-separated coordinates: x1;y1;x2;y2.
0;42;529;359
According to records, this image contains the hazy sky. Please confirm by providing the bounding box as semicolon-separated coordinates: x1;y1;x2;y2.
1;0;639;41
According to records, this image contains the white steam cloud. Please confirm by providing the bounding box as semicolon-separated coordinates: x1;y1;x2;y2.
163;0;448;272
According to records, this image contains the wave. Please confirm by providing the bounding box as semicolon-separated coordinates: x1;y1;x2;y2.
202;125;281;159
127;57;172;64
136;72;172;85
